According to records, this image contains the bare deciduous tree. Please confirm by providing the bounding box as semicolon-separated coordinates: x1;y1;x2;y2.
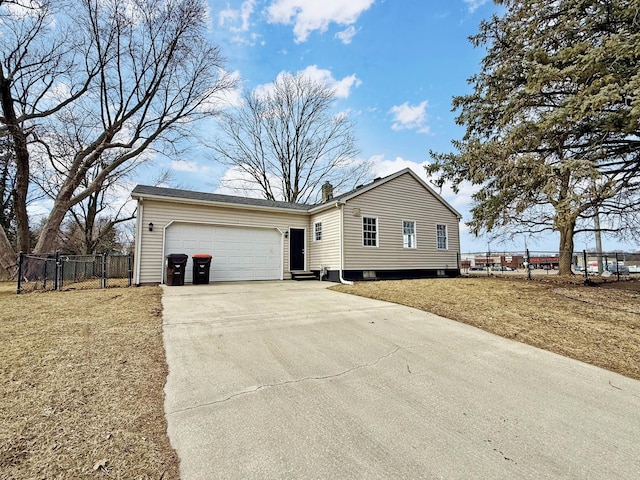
0;0;235;272
62;166;178;255
212;72;370;203
64;170;134;255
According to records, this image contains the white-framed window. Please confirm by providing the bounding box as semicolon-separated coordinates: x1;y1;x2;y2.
362;216;378;247
403;220;416;249
436;224;448;250
314;221;322;241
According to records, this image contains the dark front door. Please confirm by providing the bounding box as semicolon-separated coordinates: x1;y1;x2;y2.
289;228;305;271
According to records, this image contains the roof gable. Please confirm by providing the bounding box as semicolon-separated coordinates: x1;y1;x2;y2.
310;168;462;219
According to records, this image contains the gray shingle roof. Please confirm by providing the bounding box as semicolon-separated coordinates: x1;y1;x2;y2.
130;168;463;218
131;184;311;211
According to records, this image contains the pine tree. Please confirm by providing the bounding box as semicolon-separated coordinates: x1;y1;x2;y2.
429;0;640;274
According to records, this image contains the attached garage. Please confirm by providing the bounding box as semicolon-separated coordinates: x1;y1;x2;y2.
131;184;310;285
164;223;283;282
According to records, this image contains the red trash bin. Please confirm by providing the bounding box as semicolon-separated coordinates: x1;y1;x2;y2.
192;254;212;284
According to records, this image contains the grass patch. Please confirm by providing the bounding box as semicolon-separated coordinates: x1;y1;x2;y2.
0;283;179;479
332;277;640;380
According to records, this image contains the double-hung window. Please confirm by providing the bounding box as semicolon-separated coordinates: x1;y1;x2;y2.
436;224;448;250
362;217;378;247
403;221;416;248
314;222;322;241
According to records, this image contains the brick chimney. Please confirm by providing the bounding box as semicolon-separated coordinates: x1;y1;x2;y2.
321;181;334;202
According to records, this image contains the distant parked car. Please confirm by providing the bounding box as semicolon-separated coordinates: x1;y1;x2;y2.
470;266;485;271
494;266;513;271
607;265;630;275
629;265;640;273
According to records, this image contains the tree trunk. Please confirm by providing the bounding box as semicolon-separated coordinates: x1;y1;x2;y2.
83;188;101;254
12;142;29;253
0;71;31;253
558;221;575;276
0;224;18;276
33;196;71;253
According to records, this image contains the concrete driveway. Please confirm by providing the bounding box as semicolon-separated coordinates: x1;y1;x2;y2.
162;281;640;480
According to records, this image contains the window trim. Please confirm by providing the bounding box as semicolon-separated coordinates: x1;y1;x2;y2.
402;220;417;249
362;216;379;247
436;224;448;250
313;221;322;242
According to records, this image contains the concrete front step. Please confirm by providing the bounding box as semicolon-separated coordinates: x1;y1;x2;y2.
290;271;318;280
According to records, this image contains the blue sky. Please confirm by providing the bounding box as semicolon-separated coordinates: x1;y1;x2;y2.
142;0;636;254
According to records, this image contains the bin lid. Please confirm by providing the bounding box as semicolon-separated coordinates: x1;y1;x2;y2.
192;254;212;259
167;253;189;260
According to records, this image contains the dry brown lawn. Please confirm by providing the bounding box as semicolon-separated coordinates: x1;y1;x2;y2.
332;276;640;381
0;283;179;479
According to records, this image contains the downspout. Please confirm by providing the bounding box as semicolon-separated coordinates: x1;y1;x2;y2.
338;202;353;285
133;199;144;285
161;222;169;284
456;215;462;275
280;228;285;281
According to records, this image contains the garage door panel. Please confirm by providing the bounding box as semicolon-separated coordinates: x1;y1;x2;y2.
165;224;282;282
225;256;242;268
198;240;214;252
183;239;198;250
213;240;228;250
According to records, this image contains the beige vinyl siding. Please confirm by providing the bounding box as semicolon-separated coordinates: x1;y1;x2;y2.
308;208;341;270
342;173;460;270
138;199;308;284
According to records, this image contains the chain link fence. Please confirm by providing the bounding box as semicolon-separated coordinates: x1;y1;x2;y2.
16;253;133;293
460;250;640;282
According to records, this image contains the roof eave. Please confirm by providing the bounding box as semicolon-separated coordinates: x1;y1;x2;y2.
307;200;345;214
131;191;310;215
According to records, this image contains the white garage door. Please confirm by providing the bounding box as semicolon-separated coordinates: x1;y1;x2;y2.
164;223;282;282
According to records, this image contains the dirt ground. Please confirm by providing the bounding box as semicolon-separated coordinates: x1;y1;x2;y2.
332;276;640;381
0;283;179;479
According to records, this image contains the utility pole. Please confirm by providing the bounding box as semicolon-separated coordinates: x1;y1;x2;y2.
594;208;603;274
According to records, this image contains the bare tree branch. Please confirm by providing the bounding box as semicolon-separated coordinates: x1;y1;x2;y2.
0;0;235;266
212;72;370;203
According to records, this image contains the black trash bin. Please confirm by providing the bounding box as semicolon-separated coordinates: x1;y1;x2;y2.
192;254;212;284
166;253;188;286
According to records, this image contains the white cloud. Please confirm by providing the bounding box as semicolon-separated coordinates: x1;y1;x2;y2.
369;155;430;185
255;65;361;99
197;69;243;111
5;0;49;19
297;65;361;98
266;0;375;43
230;35;250;45
335;26;357;44
219;0;256;32
463;0;489;13
171;160;211;173
388;101;431;134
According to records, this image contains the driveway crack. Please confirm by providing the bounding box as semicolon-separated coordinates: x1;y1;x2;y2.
167;344;420;415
